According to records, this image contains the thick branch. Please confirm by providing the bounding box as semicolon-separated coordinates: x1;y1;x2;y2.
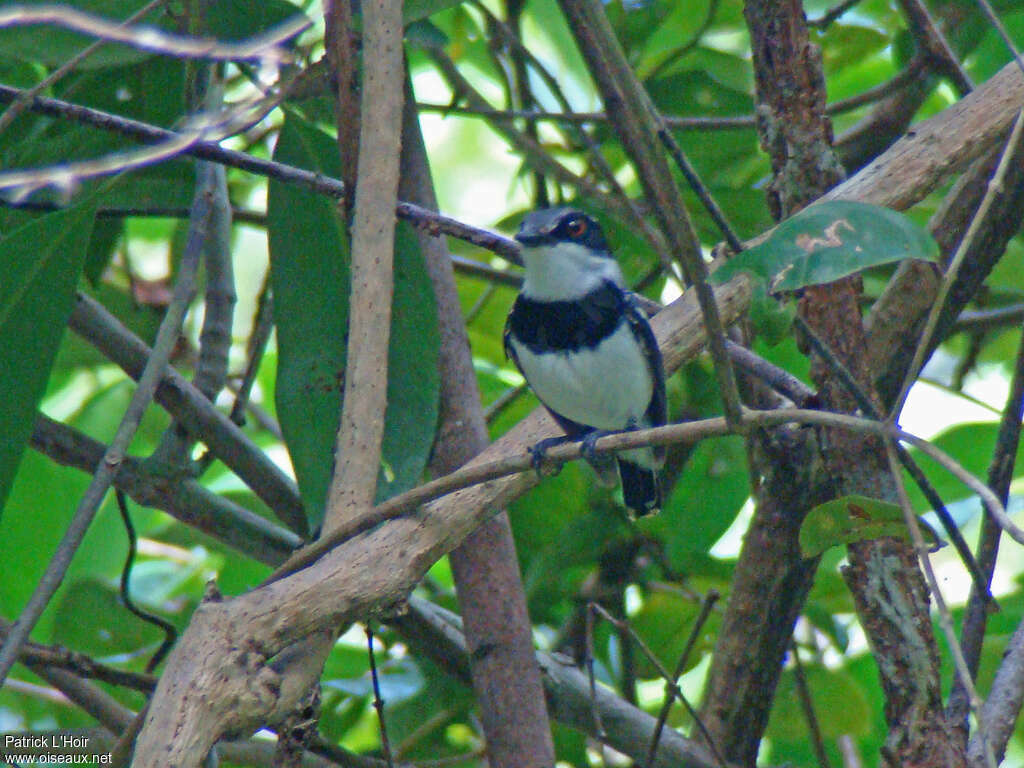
400;76;555;766
323;0;404;531
826;58;1024;209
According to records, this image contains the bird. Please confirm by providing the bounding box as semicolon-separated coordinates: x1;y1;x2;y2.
503;207;667;515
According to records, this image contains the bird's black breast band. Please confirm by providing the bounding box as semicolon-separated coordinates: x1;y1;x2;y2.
508;281;625;354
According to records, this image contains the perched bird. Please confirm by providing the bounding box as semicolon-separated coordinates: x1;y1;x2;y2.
504;208;667;514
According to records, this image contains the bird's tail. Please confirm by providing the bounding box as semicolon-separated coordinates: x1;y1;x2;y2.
617;459;661;515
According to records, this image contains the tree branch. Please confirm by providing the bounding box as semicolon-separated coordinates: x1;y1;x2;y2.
391;596;723;768
399;74;555;766
67;292;308;537
29;414;300;564
0;84;520;262
323;0;404;532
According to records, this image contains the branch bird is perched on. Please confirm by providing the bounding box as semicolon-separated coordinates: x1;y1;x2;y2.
504;208;667;514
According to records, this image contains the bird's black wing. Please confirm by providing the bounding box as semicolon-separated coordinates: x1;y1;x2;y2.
624;291;667;463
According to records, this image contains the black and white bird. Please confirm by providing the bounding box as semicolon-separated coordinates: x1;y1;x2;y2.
504;208;667;514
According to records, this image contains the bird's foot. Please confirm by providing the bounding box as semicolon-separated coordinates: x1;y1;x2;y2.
528;435;572;478
580;429;617;462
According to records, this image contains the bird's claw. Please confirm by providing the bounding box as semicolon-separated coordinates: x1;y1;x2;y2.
528;436;571;478
580;429;621;461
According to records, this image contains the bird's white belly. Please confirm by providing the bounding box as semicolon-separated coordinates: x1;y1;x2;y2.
512;323;653;430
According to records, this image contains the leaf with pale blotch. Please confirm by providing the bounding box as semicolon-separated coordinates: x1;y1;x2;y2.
799;494;910;558
713;200;939;293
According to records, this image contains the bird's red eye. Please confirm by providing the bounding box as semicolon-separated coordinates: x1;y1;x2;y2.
566;217;588;239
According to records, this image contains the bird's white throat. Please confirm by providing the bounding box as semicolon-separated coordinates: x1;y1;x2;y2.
520;241;624;301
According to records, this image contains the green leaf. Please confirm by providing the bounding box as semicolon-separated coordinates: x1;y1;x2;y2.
766;663;872;742
268;115;349;527
83;217;122;285
647;435;749;570
404;0;467;24
268;112;439;528
0;0;162;69
799;494;911;558
206;0;307;42
0;198;97;516
629;590;721;679
712;200;939;293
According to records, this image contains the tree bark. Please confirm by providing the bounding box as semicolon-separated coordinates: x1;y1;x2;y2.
399;77;556;768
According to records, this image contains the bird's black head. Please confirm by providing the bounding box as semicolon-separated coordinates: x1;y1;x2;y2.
515;208;610;254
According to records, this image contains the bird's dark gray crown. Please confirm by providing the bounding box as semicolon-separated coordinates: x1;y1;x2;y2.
515;208;611;254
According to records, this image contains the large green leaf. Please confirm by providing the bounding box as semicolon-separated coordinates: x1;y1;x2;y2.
799;494;921;558
268;112;439;528
647;435;749;571
0;198;97;516
766;663;872;744
712;200;939;293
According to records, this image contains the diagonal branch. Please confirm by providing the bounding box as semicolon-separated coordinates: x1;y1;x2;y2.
30;414;299;564
67;292;308;536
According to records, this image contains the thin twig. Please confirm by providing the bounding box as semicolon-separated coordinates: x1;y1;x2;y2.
585;603;609;766
645;0;719;80
972;0;1024;79
365;627;395;768
414;61;926;129
807;0;862;28
0;0;166;135
114;491;176;673
896;0;973;95
656;125;745;253
265;406;1021;583
152;152;232;464
589;603;727;768
0;180;206;688
0;198;267;225
426;46;662;257
31;413;301;564
0;5;308;64
954;304;1024;333
725;340;818;407
790;639;833;768
949;321;1024;731
229;272;274;427
794;314;993;603
0;84;521;261
68;292;309;537
0;617;156;693
645;590;720;768
0;87;283;199
483;384;529;425
471;0;648;236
